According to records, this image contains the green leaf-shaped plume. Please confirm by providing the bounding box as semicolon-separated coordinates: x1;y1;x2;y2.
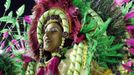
8;11;13;18
0;16;16;24
16;5;25;17
4;0;11;11
0;29;9;33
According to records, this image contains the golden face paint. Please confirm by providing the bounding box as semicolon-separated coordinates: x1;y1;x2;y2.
43;22;62;52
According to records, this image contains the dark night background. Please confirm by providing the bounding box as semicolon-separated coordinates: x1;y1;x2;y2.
0;0;35;47
0;0;35;29
0;0;35;17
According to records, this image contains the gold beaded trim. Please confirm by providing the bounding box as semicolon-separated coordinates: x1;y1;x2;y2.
52;52;61;57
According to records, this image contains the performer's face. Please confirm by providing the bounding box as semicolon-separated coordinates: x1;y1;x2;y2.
43;22;62;52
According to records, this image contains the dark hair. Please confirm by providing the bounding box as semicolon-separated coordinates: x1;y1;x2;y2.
43;15;63;32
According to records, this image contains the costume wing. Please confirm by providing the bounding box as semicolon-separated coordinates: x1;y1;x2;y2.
67;0;134;75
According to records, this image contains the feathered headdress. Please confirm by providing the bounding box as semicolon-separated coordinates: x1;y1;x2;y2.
29;0;134;74
29;0;85;60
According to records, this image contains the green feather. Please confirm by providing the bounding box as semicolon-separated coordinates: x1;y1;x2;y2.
108;44;123;51
72;0;90;17
93;18;111;37
81;18;97;33
121;1;133;15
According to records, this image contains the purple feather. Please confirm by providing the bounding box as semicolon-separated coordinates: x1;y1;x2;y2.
126;39;134;46
46;56;60;75
1;41;5;49
3;31;8;39
22;54;33;63
129;48;134;54
37;67;45;75
126;25;134;36
11;39;18;45
127;26;134;31
124;12;134;20
24;16;32;24
122;60;133;72
6;46;12;52
114;0;130;7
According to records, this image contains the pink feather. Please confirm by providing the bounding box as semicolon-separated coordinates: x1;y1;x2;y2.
45;56;60;75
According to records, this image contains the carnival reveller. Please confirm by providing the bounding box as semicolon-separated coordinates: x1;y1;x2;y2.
37;9;70;75
28;0;81;74
0;0;133;75
28;7;72;74
28;0;126;75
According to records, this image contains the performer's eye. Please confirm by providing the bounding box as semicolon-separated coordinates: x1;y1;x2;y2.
50;28;59;33
44;28;59;34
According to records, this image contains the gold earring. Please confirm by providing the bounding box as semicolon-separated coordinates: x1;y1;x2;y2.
39;44;43;60
59;37;65;49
